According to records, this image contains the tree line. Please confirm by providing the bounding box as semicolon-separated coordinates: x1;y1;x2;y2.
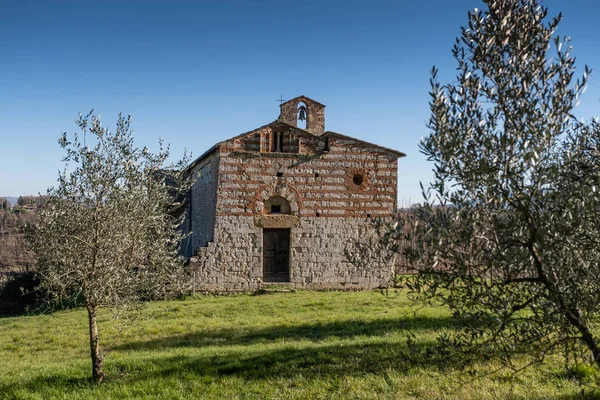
0;197;44;271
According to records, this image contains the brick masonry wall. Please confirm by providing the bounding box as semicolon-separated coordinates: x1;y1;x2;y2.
217;129;398;218
187;125;400;291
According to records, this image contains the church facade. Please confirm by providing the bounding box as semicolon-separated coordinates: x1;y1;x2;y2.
182;96;405;291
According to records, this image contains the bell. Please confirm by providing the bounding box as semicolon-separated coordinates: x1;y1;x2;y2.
298;106;307;121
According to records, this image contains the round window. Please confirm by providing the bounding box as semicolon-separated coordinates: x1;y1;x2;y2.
346;168;367;191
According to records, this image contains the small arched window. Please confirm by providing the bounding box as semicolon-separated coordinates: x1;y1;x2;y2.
263;196;291;215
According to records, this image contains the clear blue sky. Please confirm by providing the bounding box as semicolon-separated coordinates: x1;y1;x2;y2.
1;0;599;205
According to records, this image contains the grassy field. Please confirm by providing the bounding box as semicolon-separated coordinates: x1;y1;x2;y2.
0;290;598;399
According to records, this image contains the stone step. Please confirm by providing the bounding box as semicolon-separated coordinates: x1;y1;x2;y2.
253;287;297;295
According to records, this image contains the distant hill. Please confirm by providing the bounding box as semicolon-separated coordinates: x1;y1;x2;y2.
2;197;18;206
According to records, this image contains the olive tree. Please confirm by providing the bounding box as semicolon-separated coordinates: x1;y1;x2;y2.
405;0;600;369
32;112;190;382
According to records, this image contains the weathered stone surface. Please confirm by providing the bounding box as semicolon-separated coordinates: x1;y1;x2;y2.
185;96;405;291
255;214;299;229
189;216;394;291
278;96;326;136
181;152;219;257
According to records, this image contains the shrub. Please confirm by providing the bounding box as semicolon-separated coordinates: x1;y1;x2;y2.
0;271;41;315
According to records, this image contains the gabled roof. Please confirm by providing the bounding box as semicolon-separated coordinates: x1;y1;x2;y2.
186;121;406;172
186;119;317;172
225;118;317;143
324;131;407;158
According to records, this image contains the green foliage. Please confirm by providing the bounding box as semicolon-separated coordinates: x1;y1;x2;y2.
405;0;600;372
0;291;598;399
0;196;43;269
566;364;600;384
17;195;49;209
0;271;41;315
30;111;191;381
0;197;9;210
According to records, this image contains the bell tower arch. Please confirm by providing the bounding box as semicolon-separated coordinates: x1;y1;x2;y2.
278;95;326;136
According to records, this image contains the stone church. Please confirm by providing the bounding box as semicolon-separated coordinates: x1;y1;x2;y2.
182;95;405;291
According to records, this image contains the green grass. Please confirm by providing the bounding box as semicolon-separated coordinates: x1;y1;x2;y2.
0;290;598;399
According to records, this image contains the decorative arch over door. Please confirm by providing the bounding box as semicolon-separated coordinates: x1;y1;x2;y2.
251;183;301;216
251;183;301;228
263;195;292;215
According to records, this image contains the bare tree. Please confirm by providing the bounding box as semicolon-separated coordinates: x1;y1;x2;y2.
31;112;190;382
405;0;600;370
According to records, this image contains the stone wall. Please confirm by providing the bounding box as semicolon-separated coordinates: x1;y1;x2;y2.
186;101;402;291
279;96;326;136
188;136;398;291
181;152;220;258
189;216;394;291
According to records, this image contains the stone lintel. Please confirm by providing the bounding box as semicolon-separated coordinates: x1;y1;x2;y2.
255;214;299;228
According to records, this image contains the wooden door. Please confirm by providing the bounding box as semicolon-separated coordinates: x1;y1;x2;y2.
263;229;290;282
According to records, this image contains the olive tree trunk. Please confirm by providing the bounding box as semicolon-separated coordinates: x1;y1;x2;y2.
86;304;104;383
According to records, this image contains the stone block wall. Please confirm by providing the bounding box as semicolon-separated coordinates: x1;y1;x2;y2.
189;216;394;292
292;217;394;289
279;96;325;136
181;152;220;258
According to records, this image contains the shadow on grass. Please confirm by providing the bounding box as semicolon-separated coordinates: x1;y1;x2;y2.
5;338;600;399
130;339;444;380
6;316;593;398
530;393;600;400
0;373;95;397
0;315;462;396
0;339;440;396
113;314;461;351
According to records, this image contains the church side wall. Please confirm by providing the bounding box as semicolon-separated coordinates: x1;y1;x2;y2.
181;152;220;258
